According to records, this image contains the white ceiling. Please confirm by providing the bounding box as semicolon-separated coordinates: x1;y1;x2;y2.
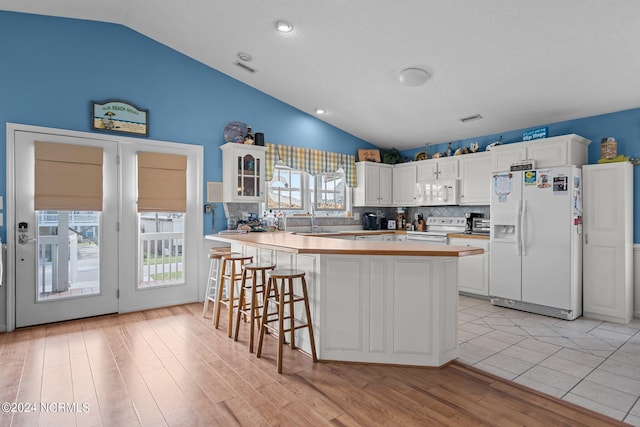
3;0;640;150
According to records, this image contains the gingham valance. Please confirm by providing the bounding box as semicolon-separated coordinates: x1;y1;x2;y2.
266;143;357;187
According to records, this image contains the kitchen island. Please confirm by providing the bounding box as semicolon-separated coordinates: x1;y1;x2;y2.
206;232;483;367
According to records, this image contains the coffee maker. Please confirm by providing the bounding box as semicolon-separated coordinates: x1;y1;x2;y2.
362;212;378;230
465;212;483;234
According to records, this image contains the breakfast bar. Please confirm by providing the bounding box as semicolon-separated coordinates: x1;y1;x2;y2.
206;232;483;367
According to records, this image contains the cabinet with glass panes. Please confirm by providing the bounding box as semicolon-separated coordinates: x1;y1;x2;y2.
220;143;267;203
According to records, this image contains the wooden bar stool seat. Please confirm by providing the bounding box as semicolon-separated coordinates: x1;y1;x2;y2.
202;247;232;318
256;269;317;373
213;253;254;337
234;261;276;352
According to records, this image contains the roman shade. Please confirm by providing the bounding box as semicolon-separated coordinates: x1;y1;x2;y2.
34;141;103;211
265;143;357;187
137;152;187;212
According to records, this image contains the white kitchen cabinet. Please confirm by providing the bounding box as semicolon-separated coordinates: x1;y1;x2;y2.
220;142;267;203
392;163;417;206
356;234;383;241
416;157;459;181
353;162;393;206
383;233;406;241
458;152;491;205
491;134;590;171
582;162;633;323
448;236;490;297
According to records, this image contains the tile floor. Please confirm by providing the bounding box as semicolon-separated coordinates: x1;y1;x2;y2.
458;295;640;425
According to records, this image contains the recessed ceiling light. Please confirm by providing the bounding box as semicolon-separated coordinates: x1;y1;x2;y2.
275;19;293;32
237;52;252;62
399;67;430;87
315;108;327;115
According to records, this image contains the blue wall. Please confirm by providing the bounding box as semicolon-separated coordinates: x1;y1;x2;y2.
0;11;376;241
401;109;640;241
2;12;640;242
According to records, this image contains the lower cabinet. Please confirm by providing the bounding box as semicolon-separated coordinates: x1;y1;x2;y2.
448;237;490;297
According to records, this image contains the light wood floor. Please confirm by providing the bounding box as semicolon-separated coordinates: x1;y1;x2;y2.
0;303;626;426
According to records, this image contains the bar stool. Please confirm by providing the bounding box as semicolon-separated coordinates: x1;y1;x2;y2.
256;269;317;373
202;247;232;318
214;253;254;337
234;261;276;352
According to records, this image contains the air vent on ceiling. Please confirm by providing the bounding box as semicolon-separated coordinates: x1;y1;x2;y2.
234;61;256;73
460;114;483;123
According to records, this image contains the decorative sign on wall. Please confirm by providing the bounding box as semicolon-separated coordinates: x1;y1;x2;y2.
91;99;149;136
522;127;548;141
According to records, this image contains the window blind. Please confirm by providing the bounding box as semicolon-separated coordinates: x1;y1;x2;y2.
34;141;103;211
265;143;357;187
137;152;187;212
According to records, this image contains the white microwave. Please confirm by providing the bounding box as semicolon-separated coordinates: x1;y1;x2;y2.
416;179;459;206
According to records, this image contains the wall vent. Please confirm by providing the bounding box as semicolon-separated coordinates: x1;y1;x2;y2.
234;61;256;73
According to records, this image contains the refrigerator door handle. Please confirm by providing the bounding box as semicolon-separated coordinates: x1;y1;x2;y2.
515;203;522;256
520;199;527;256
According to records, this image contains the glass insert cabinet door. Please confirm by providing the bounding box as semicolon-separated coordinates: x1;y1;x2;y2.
237;153;261;197
221;143;266;203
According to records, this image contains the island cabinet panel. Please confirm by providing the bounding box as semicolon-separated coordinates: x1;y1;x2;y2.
369;258;387;353
319;255;459;366
322;257;364;351
393;260;434;355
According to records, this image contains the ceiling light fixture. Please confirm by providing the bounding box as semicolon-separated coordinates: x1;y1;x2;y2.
275;19;293;33
315;108;326;115
398;67;430;87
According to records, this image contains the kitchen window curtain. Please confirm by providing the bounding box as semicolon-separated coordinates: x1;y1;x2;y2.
34;140;104;211
265;143;357;187
137;152;187;212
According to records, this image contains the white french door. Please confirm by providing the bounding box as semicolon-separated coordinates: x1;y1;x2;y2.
8;124;203;329
12;130;119;327
118;141;201;313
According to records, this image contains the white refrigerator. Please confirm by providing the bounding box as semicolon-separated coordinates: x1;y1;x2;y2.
490;166;582;320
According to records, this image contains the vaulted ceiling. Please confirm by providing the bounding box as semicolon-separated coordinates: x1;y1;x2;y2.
2;0;640;149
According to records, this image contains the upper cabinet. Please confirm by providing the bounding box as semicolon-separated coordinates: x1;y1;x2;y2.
458;152;492;205
220;143;267;203
416;157;459;181
353;162;393;206
491;134;590;171
392;163;417;206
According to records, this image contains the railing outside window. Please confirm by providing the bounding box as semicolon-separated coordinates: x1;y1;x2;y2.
138;232;184;287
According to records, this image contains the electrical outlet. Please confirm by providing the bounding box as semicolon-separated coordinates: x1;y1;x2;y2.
354;212;360;221
204;204;212;214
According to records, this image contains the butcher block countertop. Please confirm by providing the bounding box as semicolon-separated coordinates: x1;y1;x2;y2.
447;233;490;240
206;232;483;257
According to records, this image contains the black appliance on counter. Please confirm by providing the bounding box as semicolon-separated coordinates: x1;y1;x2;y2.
464;212;484;234
362;212;378;230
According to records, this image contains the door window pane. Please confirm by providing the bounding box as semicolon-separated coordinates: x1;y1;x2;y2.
138;212;185;288
36;211;100;301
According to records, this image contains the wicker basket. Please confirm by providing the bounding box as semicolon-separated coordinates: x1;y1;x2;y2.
600;138;617;160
